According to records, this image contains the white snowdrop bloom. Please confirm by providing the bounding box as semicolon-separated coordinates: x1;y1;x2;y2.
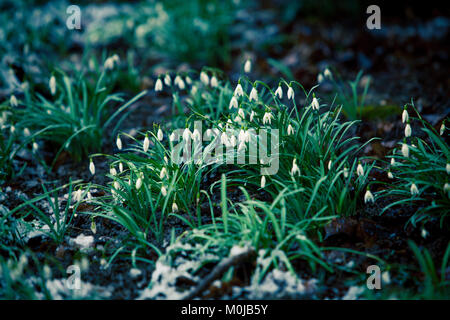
49;76;56;95
328;160;332;170
402;109;409;123
183;128;192;141
262;112;273;125
390;158;396;166
440;122;445;135
157;128;164;141
174;75;182;86
155;78;163;92
191;85;198;95
192;128;201;142
401;143;409;158
23;128;30;136
143;135;150;152
234;83;244;97
234;115;242;123
446;163;450;174
388;171;394;179
112;54;120;64
221;132;229;145
260;175;266;188
357;162;364;176
10;95;18;107
444;183;450;193
136;176;143;190
364;189;374;204
318;73;324;83
169;132;177;142
343;166;349;178
185;76;192;85
405;123;412;137
159;185;167;197
172;202;178;212
160;167;168;180
287;124;294;135
164;74;171;86
10;125;15;134
89;159;95;175
238;108;245;119
229;135;237;147
32;142;39;152
410;183;419;195
104;57;115;70
229;96;238;109
244;59;252;73
119;162;124;173
110;167;117;176
249;87;258;102
200;71;209;86
116;135;122;150
421;228;428;239
287;86;294;100
175;75;185;90
311;97;319;110
275;86;283;99
250;110;255;122
324;68;332;79
73;189;82;203
291;159;300;176
210;76;218;88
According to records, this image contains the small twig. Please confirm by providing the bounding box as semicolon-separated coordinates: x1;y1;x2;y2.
182;247;255;300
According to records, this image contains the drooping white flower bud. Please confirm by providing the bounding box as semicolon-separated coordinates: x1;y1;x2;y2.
402;109;409;123
49;76;56;95
287;86;294;100
260;175;266;188
357;162;364;176
116;135;122;150
32;142;38;152
160;167;168;180
110;167;117;176
200;71;209;86
328;160;332;170
238;108;245;119
405;123;412;137
324;68;332;79
250;111;255;122
143;135;150;152
311;97;319;110
89;159;95;175
119;162;124;173
318;74;324;83
343;166;349;178
185;76;192;85
291;159;300;176
155;78;163;92
229;96;238;109
136;176;143;190
157;128;164;141
262;112;273;125
23;128;30;137
410;183;419;195
244;59;251;73
446;163;450;174
364;189;374;203
210;76;218;88
401;143;409;158
444;183;450;193
287;124;294;136
391;158;396;166
388;171;394;179
172;202;178;212
249;87;258;102
234;83;244;97
275;86;283;99
161;185;167;197
440;122;445;136
10;95;18;107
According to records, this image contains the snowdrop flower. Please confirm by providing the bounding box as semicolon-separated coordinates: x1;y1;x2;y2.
10;125;15;134
73;189;83;203
244;59;252;73
287;86;294;100
234;83;244;97
164;74;171;86
210;76;218;88
343;166;349;178
229;96;238;109
191;85;198;95
89;159;95;175
410;183;419;195
200;71;209;86
104;57;115;70
160;167;168;180
311;97;319;110
262;112;273;125
446;163;450;174
32;142;38;152
287;124;294;135
388;171;394;179
260;175;266;188
328;160;332;170
185;76;192;85
192;128;201;142
405;123;412;137
324;68;332;79
238;108;245;119
357;162;364;176
157;128;164;141
250;111;255;122
402;108;409;123
421;228;428;239
10;95;18;107
110;167;117;176
275;86;283;99
116;135;122;150
440;122;445;136
444;183;450;193
172;202;178;212
49;76;56;95
364;189;374;204
170;132;177;142
401;143;409;158
155;78;163;92
161;185;167;197
391;158;396;166
291;159;300;176
317;74;324;83
119;162;124;173
136;176;143;190
249;87;258;102
23;128;30;137
183;128;192;141
143;135;150;152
